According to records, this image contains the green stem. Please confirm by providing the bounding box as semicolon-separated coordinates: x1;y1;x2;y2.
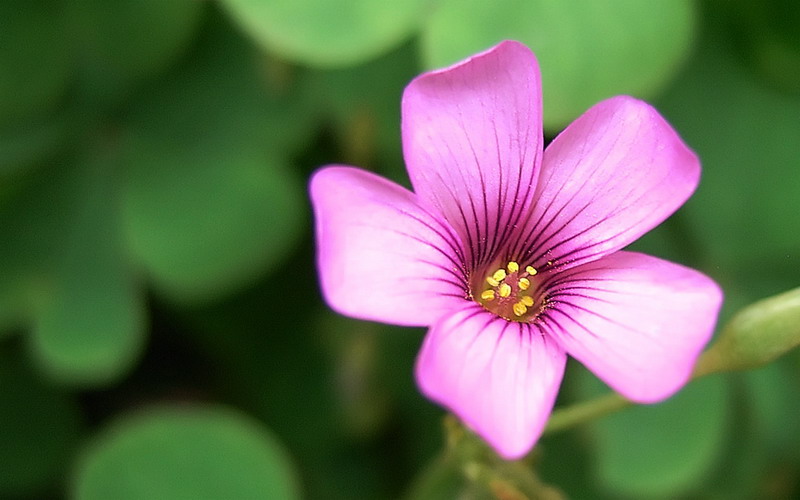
544;392;630;435
406;416;565;499
544;347;728;435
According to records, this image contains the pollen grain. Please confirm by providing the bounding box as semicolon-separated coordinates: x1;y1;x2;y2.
475;261;541;322
492;269;507;282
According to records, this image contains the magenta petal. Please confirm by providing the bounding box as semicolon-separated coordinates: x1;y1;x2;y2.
402;41;543;267
310;166;467;326
415;303;566;459
545;251;723;402
516;96;700;268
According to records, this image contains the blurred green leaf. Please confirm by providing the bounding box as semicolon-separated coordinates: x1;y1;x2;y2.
538;428;611;500
0;113;71;178
0;0;70;128
72;405;300;500
67;0;203;107
746;362;800;459
185;276;434;500
421;0;696;131
307;40;420;180
120;20;307;304
0;170;67;335
691;355;800;499
30;157;146;385
187;304;339;458
0;156;146;386
657;25;800;297
0;345;81;497
220;0;428;67
708;0;800;93
696;377;767;500
580;370;730;497
121;147;302;304
186;293;352;498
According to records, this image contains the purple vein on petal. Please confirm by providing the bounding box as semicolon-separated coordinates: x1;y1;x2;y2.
536;262;623;292
508;114;603;259
385;225;460;262
410;178;473;267
550;300;675;362
488;120;506;264
377;247;466;288
506;179;579;263
387;227;465;278
352;218;463;274
451;310;499;395
534;194;666;269
455;104;492;267
537;308;603;345
505;125;538;256
437;102;486;267
527;177;664;269
430;166;482;271
521;199;594;264
509;107;628;263
406;206;466;259
548;298;640;337
546;290;614;306
490;73;540;265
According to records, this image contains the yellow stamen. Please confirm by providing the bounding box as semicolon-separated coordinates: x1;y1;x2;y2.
498;283;512;297
492;269;507;282
507;261;519;273
512;302;528;316
518;277;530;290
521;295;534;307
480;290;496;301
526;265;538;276
486;276;499;287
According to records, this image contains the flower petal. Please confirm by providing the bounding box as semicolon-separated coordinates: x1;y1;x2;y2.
310;166;467;326
514;96;700;269
542;251;722;402
402;40;543;269
415;302;566;459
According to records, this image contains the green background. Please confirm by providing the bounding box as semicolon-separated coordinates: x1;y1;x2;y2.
1;0;799;498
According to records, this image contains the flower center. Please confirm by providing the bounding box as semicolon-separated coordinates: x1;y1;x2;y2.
474;261;543;322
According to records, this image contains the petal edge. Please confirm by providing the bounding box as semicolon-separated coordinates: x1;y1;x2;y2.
402;41;544;269
515;96;700;269
544;251;722;402
310;166;466;326
416;302;566;458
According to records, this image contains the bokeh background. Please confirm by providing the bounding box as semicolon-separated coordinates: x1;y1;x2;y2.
1;0;799;498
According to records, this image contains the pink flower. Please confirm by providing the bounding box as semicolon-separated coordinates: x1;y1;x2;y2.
309;41;723;459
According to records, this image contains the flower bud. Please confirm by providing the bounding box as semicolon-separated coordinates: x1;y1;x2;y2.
696;287;800;375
